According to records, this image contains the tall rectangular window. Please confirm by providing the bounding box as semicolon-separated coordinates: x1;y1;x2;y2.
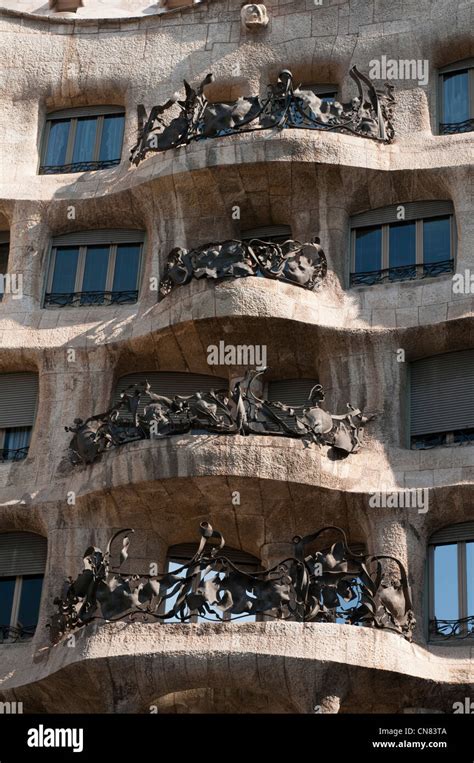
0;237;9;301
0;533;46;642
45;231;144;307
0;373;38;463
40;107;125;174
439;61;474;134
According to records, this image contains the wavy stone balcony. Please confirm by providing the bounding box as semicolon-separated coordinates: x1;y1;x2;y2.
0;622;472;713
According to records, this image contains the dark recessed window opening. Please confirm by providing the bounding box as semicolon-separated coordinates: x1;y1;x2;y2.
410;350;474;450
0;532;46;642
0;373;38;462
44;230;144;307
40;106;125;174
428;523;474;640
350;201;455;286
439;60;474;135
0;235;9;302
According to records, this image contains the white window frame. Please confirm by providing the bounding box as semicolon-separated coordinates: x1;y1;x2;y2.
0;574;43;643
438;59;474;134
428;536;473;641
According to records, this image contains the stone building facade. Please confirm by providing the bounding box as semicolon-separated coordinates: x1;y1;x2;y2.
0;0;472;714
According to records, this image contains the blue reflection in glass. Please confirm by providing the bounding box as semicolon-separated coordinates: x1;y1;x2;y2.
434;544;458;621
112;244;140;301
72;117;97;165
0;577;15;627
99;114;125;162
16;575;43;633
423;216;451;264
388;220;416;280
354;227;382;275
51;247;79;303
467;542;474;619
81;245;109;304
3;427;31;460
44;120;70;167
443;71;469;124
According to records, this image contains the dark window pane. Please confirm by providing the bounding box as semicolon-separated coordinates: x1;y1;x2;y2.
354;226;382;274
99;114;125;162
112;244;140;296
81;245;110;304
467;542;474;618
3;427;31;460
51;247;79;296
72;117;98;164
0;577;15;627
423;216;451;264
15;575;43;633
443;71;470;124
0;243;8;300
433;544;458;621
44;120;70;167
388;220;416;280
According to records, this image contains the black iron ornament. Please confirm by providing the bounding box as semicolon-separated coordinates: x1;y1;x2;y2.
130;67;395;164
159;238;327;297
48;522;415;644
65;370;375;465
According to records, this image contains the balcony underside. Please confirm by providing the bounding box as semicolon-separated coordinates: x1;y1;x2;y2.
0;623;472;714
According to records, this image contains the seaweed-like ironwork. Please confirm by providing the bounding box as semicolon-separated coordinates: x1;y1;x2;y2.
49;521;415;644
65;369;375;465
130;67;395;165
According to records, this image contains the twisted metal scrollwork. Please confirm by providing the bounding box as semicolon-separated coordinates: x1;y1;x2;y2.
49;522;415;644
65;369;375;465
130;67;395;165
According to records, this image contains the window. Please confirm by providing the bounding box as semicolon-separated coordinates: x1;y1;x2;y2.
165;543;261;623
0;234;9;301
350;201;454;286
45;230;144;307
439;60;474;134
0;532;46;641
410;350;474;449
241;225;292;245
0;373;38;462
428;523;474;640
40;106;125;174
267;379;319;407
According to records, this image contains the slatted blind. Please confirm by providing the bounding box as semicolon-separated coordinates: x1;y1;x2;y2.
168;543;261;570
267;379;319;407
241;225;292;242
0;532;47;577
351;201;453;229
0;373;38;429
429;522;474;545
410;350;474;436
52;229;145;247
113;372;228;415
47;105;125;120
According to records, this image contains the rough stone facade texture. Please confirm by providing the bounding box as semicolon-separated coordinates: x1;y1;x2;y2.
0;0;472;713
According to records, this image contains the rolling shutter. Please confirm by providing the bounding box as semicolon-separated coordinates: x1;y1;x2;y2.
429;523;474;545
351;201;453;229
267;379;319;407
0;373;38;429
410;350;474;436
0;532;47;577
47;105;124;120
241;225;292;243
52;230;145;247
113;372;228;416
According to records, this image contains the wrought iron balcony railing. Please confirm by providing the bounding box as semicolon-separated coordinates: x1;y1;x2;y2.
130;67;395;165
0;446;29;463
350;260;454;286
48;521;415;644
44;290;138;307
429;616;474;640
65;371;375;465
39;159;121;174
439;119;474;135
0;624;36;642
